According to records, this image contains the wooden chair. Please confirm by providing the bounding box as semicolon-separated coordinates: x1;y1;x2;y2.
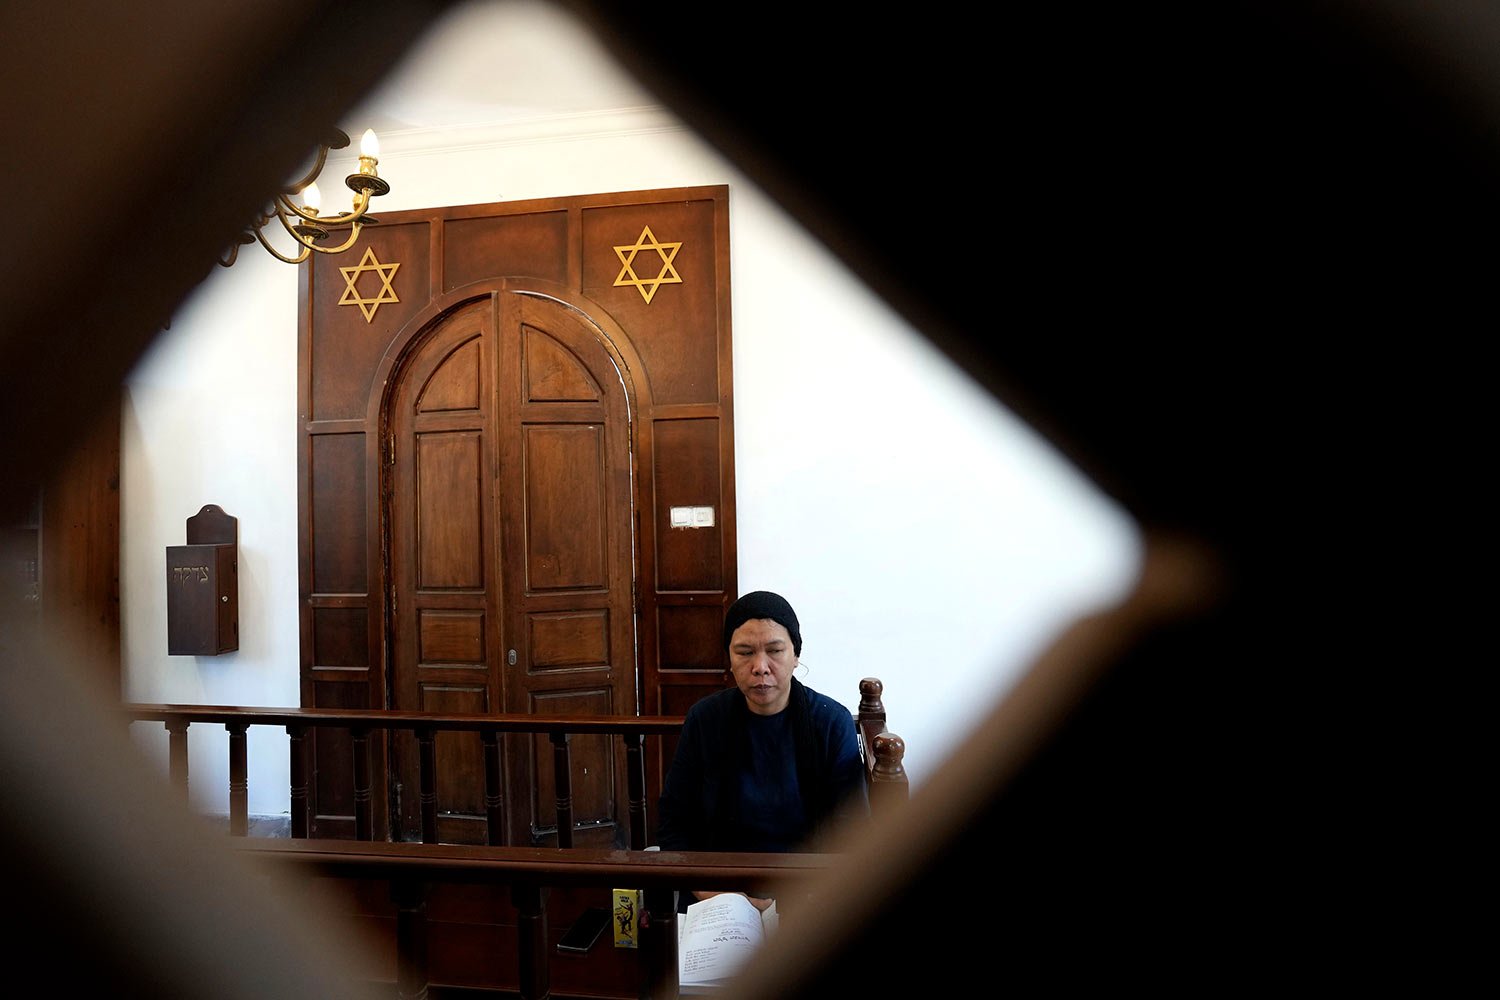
856;676;908;816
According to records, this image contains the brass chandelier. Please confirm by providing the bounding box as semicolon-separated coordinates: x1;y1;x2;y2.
220;128;390;266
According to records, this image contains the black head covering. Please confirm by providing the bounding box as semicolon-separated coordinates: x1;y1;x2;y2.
722;590;802;656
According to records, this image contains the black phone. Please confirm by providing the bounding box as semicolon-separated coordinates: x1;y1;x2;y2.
556;906;611;954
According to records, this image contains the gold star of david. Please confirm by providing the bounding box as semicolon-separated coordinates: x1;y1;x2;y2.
338;246;401;323
612;225;683;304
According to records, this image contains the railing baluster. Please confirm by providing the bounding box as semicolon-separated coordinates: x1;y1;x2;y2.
624;730;647;850
551;731;573;848
352;725;373;841
417;726;437;844
165;719;189;798
483;729;504;846
512;884;549;1000
286;723;309;839
227;721;248;836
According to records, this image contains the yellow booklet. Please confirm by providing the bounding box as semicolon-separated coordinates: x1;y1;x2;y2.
612;888;643;949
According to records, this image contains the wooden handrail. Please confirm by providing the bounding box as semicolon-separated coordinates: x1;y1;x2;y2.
121;704;686;734
237;838;830;890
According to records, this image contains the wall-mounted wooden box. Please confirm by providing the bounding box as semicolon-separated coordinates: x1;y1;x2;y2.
166;505;239;655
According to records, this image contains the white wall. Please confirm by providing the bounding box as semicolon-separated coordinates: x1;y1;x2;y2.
122;1;1141;819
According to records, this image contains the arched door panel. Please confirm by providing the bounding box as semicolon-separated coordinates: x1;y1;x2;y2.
387;291;636;845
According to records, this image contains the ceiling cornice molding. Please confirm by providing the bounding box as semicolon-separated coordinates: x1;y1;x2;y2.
363;105;686;159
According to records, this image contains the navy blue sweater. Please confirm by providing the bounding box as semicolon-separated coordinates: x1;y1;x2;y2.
656;679;868;854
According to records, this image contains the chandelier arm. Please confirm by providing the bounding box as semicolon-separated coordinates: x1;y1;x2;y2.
275;193;311;222
253;224;314;265
270;200;313;242
310;223;364;256
283;144;334;195
265;200;365;259
277;189;374;227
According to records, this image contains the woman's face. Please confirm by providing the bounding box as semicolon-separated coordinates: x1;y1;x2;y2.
727;618;797;716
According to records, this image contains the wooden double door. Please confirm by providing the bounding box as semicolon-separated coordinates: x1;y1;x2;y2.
385;290;637;846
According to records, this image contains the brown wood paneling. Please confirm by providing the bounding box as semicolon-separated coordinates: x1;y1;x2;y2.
305;876;652;996
424;882;513;925
310;433;367;594
444;212;570;291
301;878;399;979
418;683;488;714
417;336;482;412
312;607;368;668
659;683;718;717
425;918;504;988
523;424;607;591
418;609;486;663
311;879;652;996
523;326;600;402
416;430;484;589
581;198;722;405
308;220;432;421
529;609;609;669
38;396;121;691
656;603;723;671
300;188;733;842
652;417;723;591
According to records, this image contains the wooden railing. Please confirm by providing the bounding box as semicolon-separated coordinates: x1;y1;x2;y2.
121;703;680;846
119;677;908;845
119;680;908;999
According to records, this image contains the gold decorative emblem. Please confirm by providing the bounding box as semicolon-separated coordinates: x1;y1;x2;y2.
337;246;401;322
612;225;683;304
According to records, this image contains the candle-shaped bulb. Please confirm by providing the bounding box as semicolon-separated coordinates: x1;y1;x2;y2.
302;182;321;213
360;128;380;158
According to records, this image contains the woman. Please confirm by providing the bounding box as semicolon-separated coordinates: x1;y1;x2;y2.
656;590;869;910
